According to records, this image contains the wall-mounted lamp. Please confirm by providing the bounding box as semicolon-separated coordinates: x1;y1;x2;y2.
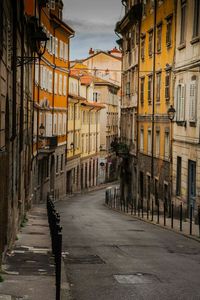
167;105;176;121
39;123;45;136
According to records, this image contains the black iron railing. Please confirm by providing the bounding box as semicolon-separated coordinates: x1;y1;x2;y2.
105;187;200;238
47;194;62;300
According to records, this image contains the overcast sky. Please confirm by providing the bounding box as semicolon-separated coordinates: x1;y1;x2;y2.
62;0;123;60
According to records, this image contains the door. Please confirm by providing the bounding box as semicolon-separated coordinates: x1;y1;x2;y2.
188;160;196;212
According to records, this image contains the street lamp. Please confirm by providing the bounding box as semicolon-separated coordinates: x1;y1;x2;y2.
167;105;176;121
167;104;175;216
39;123;45;136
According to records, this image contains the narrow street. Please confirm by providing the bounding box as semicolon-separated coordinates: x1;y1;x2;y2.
56;189;200;300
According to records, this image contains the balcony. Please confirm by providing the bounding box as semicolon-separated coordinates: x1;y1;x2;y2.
38;136;58;158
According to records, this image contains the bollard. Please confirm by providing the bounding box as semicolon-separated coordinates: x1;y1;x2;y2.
180;202;183;232
171;202;174;229
147;200;149;220
131;200;133;215
164;202;166;226
141;199;144;218
157;200;160;224
126;198;129;213
138;202;140;217
189;205;193;235
151;200;154;221
198;206;200;238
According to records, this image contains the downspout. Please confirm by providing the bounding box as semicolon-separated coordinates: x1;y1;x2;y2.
151;0;157;186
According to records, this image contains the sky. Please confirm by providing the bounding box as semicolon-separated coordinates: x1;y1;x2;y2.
62;0;123;60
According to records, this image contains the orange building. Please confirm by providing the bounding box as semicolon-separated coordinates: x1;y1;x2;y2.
32;0;75;202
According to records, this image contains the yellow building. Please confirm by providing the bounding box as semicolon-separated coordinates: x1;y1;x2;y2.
32;0;74;202
138;0;175;211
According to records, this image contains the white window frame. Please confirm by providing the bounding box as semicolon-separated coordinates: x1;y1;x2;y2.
63;75;67;96
59;40;63;59
54;72;58;94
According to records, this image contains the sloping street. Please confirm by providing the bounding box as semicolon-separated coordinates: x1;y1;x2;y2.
56;189;200;300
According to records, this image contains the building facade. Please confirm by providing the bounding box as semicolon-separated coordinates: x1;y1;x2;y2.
32;0;74;203
67;64;105;193
116;0;176;211
173;0;200;218
115;0;141;203
0;0;42;260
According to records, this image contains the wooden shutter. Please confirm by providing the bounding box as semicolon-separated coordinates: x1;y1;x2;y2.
46;113;52;137
189;80;197;122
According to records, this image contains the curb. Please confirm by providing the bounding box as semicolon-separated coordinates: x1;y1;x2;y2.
61;257;72;300
105;204;200;243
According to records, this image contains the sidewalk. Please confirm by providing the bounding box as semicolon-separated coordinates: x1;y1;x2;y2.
0;205;56;300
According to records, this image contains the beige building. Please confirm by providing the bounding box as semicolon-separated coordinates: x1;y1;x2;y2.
67;65;105;192
173;0;200;218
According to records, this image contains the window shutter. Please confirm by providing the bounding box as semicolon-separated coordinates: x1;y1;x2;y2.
40;65;43;88
63;75;67;96
180;84;185;121
52;37;55;55
35;64;39;84
59;74;63;95
49;71;52;93
55;38;58;57
54;114;57;135
60;41;63;59
54;73;58;94
46;113;52;137
189;81;197;122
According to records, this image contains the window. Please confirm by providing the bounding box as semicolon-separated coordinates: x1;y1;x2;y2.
176;83;185;121
49;70;52;93
147;129;152;155
164;130;169;159
93;92;98;102
61;154;63;171
193;0;200;38
50;35;53;53
189;78;197;123
131;27;135;48
35;64;39;84
176;156;182;196
140;77;145;104
148;75;153;103
126;82;130;96
59;40;63;59
156;72;161;102
141;37;145;60
63;43;69;61
59;74;63;95
156;129;160;157
140;128;144;152
157;24;162;52
56;155;59;173
166;16;172;46
63;75;67;96
180;0;186;45
54;73;58;94
55;38;58;57
165;71;171;100
148;30;153;57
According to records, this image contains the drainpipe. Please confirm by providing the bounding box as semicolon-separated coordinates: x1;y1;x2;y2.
151;0;157;188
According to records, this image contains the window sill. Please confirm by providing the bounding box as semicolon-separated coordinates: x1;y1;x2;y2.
190;36;200;45
166;43;172;49
165;97;170;102
189;121;197;127
176;121;186;127
177;43;186;50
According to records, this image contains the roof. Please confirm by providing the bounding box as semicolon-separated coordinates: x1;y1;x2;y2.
50;13;75;36
94;76;120;89
83;51;122;62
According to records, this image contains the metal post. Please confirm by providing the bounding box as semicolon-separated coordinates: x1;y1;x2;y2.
56;230;62;300
151;200;154;221
164;201;166;226
157;200;159;224
171;202;174;228
198;206;200;238
190;205;193;235
141;198;144;218
147;199;149;220
180;202;183;232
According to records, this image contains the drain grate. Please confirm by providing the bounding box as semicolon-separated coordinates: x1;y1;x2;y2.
65;254;105;265
114;273;160;284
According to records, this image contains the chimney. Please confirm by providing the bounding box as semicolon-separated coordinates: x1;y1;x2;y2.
89;48;94;55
